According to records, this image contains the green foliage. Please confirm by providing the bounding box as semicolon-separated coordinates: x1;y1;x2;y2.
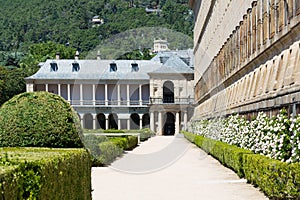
243;154;300;199
0;92;83;148
103;129;125;133
0;148;91;200
182;131;300;199
98;141;123;165
128;128;155;141
83;134;138;166
0;0;192;54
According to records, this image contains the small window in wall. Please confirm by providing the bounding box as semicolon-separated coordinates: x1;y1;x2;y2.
110;63;117;72
50;62;58;72
72;62;80;72
131;63;139;72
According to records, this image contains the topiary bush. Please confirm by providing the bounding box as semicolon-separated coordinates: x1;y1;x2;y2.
0;92;83;148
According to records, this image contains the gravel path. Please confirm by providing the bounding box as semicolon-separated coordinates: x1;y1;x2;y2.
92;135;268;200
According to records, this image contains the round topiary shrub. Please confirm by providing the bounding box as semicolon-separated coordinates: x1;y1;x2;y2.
0;92;83;148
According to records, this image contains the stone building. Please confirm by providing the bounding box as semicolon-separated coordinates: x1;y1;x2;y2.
190;0;300;119
25;50;194;135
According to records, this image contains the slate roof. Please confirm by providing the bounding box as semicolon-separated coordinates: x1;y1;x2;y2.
26;50;194;81
26;60;163;80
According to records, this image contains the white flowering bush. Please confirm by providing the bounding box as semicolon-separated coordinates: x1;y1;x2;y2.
189;109;300;163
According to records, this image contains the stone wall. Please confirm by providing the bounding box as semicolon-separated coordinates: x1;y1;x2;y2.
191;0;300;119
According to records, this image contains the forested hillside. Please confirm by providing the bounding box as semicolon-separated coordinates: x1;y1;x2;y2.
0;0;193;105
0;0;192;54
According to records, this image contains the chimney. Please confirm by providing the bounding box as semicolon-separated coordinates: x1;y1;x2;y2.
97;50;101;60
55;52;60;60
75;50;80;60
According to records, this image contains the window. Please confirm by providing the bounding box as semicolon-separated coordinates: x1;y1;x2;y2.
131;63;139;72
50;62;58;72
72;62;80;72
110;63;117;72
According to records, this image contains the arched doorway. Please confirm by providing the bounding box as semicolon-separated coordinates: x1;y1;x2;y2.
84;113;93;130
108;113;118;129
130;113;140;130
142;113;150;128
163;81;174;103
163;112;175;135
97;113;106;130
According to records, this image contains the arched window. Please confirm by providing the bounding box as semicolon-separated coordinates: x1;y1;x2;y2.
163;81;174;103
108;113;118;129
130;113;140;130
96;113;106;130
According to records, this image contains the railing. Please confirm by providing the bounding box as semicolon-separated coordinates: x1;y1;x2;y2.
149;97;194;105
69;100;149;106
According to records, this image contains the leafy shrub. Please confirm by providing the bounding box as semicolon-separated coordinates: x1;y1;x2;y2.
243;154;300;199
128;128;155;141
0;148;91;200
0;92;83;148
188;109;300;163
98;142;123;165
83;134;108;165
183;131;300;199
109;137;128;149
103;129;125;133
126;136;138;150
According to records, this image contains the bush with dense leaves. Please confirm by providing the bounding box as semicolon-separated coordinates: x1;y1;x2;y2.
188;109;300;163
0;92;83;148
183;131;300;199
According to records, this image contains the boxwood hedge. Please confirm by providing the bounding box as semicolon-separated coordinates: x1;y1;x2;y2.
0;148;91;200
0;92;83;148
182;131;300;199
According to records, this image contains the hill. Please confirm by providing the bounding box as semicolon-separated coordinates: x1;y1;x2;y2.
0;0;193;55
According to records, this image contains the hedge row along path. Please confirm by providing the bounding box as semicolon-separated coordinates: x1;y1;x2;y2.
92;135;267;200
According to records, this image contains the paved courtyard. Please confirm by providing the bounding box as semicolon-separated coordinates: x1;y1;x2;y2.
92;135;268;200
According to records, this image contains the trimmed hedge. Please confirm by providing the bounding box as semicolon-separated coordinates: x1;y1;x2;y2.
0;92;83;148
0;148;91;200
243;154;300;199
182;131;300;199
83;134;138;166
83;128;155;141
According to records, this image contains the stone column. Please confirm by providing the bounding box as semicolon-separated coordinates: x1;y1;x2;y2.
127;119;131;130
79;114;84;129
105;84;108;106
92;113;97;130
105;114;109;130
139;114;143;130
150;112;155;132
58;84;61;96
67;84;71;103
158;112;162;135
45;84;49;92
26;83;34;92
139;84;142;105
175;112;180;135
184;111;188;131
93;84;96;106
80;84;83;105
127;84;130;106
117;84;121;106
118;119;121;130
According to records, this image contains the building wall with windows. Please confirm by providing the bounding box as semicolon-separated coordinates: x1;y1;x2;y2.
25;50;194;135
190;0;300;119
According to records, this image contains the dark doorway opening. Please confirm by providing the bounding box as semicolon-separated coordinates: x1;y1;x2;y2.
163;112;175;135
163;81;174;103
108;113;118;129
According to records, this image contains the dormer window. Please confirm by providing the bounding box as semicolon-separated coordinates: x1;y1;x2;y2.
72;62;80;72
110;63;117;72
131;63;139;72
50;62;58;72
